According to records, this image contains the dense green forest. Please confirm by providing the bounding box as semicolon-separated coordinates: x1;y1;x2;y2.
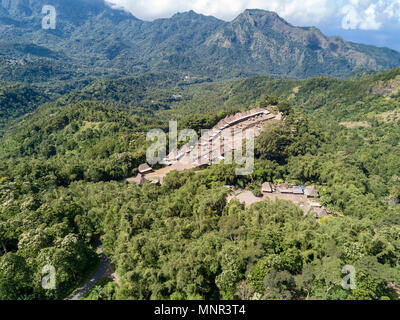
0;67;400;300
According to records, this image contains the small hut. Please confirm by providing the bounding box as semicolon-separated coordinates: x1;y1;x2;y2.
313;207;329;218
278;184;293;194
262;182;273;194
138;163;153;174
292;186;304;195
305;186;319;198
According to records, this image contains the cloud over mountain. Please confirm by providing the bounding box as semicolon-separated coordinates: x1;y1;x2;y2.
109;0;400;31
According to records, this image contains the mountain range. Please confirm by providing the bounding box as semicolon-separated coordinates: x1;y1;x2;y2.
1;0;400;80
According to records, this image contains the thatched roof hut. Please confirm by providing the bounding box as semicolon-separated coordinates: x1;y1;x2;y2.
278;184;293;194
305;186;319;198
262;182;273;193
138;163;153;174
313;207;329;218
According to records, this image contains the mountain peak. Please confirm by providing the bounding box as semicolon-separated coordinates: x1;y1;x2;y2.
171;10;220;21
234;9;290;28
243;9;280;17
171;10;200;19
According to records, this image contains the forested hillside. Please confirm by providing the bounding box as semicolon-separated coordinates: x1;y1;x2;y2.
0;82;49;133
0;68;399;300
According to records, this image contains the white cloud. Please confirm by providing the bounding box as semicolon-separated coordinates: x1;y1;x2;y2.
107;0;400;30
341;3;383;30
341;0;400;30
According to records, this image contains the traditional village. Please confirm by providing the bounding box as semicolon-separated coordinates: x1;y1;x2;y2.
128;107;280;184
226;183;332;219
127;107;332;220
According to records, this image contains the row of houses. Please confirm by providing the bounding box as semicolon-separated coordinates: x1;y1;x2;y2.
261;183;330;218
215;108;269;131
130;108;282;186
262;183;319;198
131;168;330;218
163;108;274;165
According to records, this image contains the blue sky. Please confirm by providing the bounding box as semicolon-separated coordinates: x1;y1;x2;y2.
108;0;400;51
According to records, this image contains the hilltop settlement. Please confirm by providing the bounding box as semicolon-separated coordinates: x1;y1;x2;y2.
127;107;331;219
129;108;282;185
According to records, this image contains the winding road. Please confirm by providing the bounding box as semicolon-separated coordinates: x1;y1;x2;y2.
68;245;116;300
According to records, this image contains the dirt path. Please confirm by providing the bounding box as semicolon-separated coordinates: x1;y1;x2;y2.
68;245;116;300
